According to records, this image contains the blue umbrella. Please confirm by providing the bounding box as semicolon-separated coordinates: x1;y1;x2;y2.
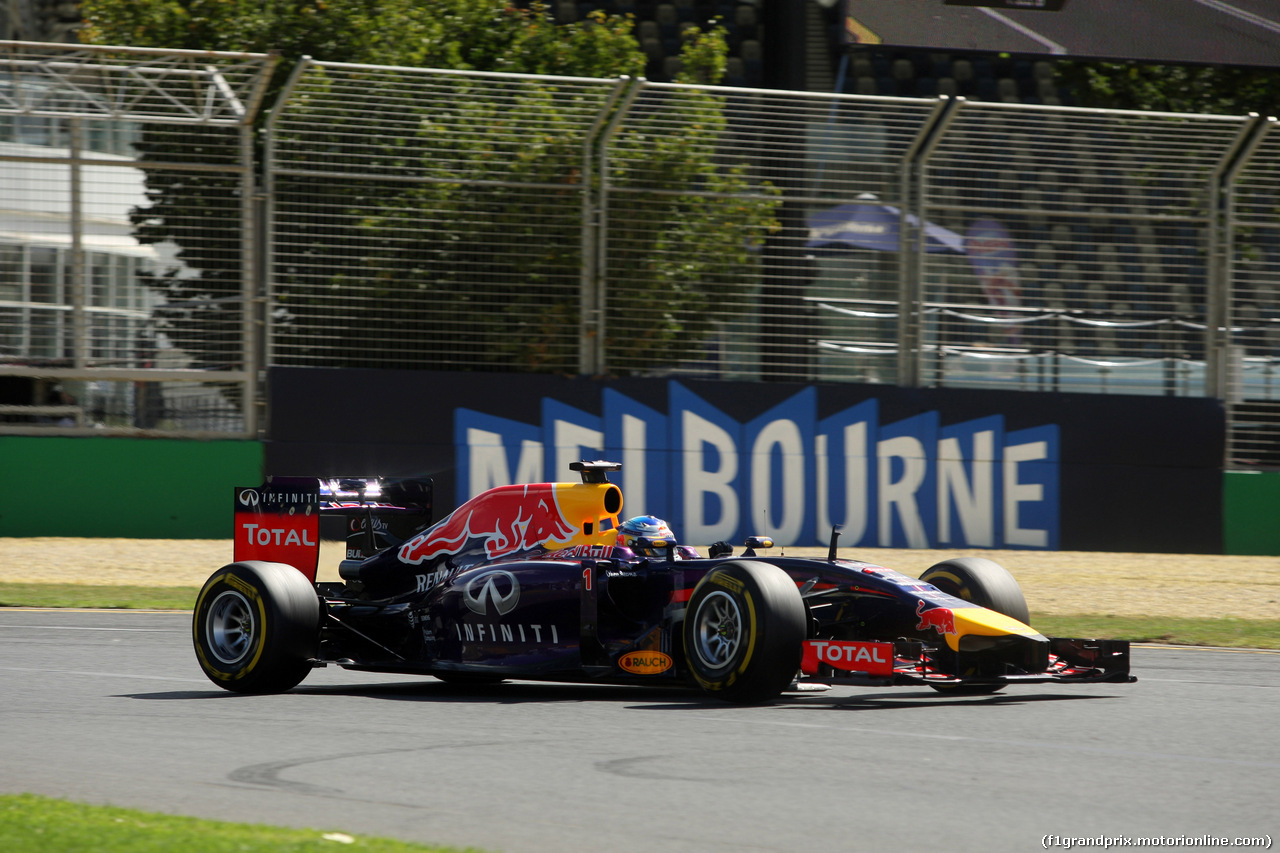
806;203;966;254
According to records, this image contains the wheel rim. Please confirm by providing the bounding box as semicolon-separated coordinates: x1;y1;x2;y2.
206;589;256;665
692;590;742;670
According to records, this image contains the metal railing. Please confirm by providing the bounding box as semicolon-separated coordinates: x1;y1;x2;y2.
4;45;1277;468
265;62;629;378
1230;116;1280;467
0;41;276;436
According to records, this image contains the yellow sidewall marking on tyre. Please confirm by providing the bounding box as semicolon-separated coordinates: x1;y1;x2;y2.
711;573;744;594
192;572;230;679
689;584;756;692
192;570;268;682
733;590;758;683
924;569;970;600
240;593;268;679
226;573;258;600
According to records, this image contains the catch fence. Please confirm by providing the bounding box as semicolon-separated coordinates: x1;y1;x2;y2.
0;41;275;436
1231;118;1280;467
3;44;1277;468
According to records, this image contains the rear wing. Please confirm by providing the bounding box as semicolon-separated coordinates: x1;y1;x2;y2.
321;477;433;563
233;476;433;581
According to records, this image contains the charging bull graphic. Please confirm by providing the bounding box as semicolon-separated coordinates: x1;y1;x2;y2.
915;600;957;636
399;482;621;566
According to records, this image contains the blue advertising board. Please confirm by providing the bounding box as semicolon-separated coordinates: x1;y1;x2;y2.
454;382;1059;549
265;367;1223;553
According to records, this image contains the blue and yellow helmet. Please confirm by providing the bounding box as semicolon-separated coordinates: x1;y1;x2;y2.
616;515;677;557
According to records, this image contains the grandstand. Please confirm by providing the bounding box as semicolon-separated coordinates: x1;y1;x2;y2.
562;0;1060;102
837;50;1070;105
552;0;766;84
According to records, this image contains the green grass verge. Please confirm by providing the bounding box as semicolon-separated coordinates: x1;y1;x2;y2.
1034;615;1280;649
2;583;1276;649
0;793;482;853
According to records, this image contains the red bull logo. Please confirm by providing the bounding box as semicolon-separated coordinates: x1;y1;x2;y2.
915;600;957;636
399;483;617;566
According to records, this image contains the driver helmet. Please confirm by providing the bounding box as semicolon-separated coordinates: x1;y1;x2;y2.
616;515;677;558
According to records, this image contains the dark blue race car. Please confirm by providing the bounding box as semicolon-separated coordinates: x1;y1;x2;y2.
194;461;1133;703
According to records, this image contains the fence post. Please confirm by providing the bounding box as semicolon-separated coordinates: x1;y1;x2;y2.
0;44;275;437
1206;113;1269;401
238;53;279;438
579;76;638;377
68;117;86;370
262;56;312;403
897;96;959;388
240;119;259;437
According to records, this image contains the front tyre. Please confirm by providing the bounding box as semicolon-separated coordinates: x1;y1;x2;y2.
193;561;320;694
920;557;1031;695
919;556;1030;624
683;561;806;703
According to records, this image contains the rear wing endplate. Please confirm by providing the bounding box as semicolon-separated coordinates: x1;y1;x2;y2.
233;476;434;581
233;477;322;581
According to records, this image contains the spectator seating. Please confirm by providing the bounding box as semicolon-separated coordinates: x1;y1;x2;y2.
554;1;1073;98
841;47;1070;107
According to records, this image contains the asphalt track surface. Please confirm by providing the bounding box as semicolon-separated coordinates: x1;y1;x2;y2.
2;610;1277;853
844;0;1280;66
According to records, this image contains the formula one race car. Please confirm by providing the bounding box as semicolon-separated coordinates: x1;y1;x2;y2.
195;462;1135;702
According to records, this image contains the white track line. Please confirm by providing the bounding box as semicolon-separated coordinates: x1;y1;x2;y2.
1192;0;1280;36
0;624;175;632
0;665;204;683
979;7;1069;54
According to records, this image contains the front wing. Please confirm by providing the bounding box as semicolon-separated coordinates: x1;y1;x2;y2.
798;637;1137;688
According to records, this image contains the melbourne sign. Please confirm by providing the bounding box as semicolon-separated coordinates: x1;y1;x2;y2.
455;382;1058;550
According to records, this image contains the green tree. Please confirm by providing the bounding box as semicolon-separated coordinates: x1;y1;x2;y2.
268;22;777;373
81;0;609;73
80;1;778;375
1058;61;1280;116
599;26;780;369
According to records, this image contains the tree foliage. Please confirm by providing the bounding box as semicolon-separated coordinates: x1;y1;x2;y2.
81;0;643;76
1058;61;1280;117
80;1;778;375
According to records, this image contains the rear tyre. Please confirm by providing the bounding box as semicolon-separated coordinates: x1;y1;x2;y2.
683;561;806;704
919;557;1030;695
193;561;320;694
